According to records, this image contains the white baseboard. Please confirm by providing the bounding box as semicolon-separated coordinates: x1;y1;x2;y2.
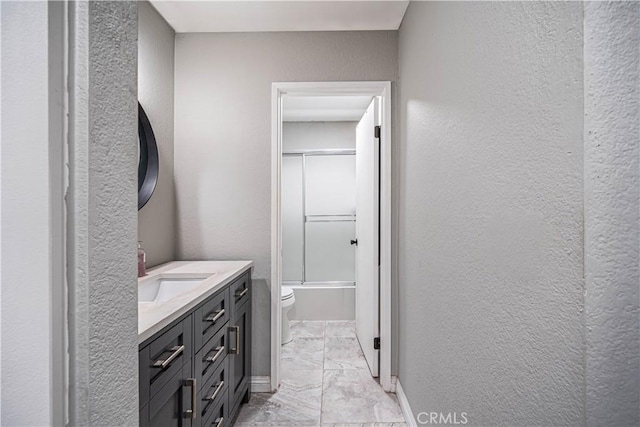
250;376;272;393
389;375;398;393
395;378;417;427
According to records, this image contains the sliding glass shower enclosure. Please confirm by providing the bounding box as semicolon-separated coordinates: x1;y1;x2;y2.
282;150;356;286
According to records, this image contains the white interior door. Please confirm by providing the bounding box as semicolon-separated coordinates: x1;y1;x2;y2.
355;98;380;377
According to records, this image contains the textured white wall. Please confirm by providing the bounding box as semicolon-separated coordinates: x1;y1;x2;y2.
174;31;398;376
0;2;52;424
398;2;585;425
87;3;139;423
67;2;139;424
584;3;640;425
138;1;176;268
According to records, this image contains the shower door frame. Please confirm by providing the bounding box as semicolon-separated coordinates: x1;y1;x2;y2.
282;149;357;288
271;81;393;392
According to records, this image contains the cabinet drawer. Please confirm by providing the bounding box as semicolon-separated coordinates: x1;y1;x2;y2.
198;359;228;425
142;316;193;401
195;289;229;351
200;392;228;427
229;273;250;314
195;325;228;389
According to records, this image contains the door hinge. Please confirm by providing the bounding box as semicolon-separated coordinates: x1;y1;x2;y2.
374;125;381;139
373;337;380;350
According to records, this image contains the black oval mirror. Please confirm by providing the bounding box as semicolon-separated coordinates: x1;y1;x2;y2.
138;102;159;210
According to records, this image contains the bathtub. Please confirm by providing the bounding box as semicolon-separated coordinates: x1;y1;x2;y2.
284;284;355;321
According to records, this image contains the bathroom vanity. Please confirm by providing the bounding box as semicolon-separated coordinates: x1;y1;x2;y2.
138;261;253;427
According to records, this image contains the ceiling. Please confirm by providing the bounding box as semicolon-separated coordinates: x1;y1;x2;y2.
150;1;410;33
283;95;372;121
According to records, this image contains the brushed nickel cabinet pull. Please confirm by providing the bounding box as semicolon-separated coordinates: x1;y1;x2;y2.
153;345;185;369
184;378;197;419
205;309;225;323
205;346;225;364
235;288;248;299
229;326;240;355
214;417;224;427
204;380;225;402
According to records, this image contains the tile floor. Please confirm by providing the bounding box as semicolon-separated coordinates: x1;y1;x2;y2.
234;321;406;427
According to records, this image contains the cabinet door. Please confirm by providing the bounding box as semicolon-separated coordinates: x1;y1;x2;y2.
142;364;195;427
228;294;251;421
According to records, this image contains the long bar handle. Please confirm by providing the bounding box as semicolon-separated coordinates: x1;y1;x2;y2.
204;381;225;402
214;417;224;427
184;378;197;419
235;288;248;299
205;309;225;323
153;345;185;369
205;346;225;364
229;326;240;355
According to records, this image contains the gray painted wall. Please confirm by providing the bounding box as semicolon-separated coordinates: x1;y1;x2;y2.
174;31;398;376
584;3;640;425
1;2;53;424
138;1;176;268
67;2;139;424
283;121;357;151
398;2;585;425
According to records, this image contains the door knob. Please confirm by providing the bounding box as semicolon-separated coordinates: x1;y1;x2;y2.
350;239;358;246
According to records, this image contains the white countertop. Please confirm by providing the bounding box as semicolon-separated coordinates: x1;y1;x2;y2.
138;260;253;344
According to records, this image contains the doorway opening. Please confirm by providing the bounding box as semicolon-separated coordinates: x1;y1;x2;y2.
270;82;392;392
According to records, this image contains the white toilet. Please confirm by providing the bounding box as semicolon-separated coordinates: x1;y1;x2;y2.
281;286;295;345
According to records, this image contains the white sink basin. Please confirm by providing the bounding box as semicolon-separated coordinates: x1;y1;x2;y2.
139;274;215;304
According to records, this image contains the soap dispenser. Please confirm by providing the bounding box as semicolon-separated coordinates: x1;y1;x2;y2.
138;241;146;278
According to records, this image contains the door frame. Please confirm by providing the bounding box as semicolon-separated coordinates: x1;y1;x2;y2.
270;81;392;392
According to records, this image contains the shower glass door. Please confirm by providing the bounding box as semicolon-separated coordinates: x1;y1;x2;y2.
304;154;356;284
281;151;356;286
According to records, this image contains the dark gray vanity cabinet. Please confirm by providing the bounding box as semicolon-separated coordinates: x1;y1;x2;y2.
139;271;252;427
